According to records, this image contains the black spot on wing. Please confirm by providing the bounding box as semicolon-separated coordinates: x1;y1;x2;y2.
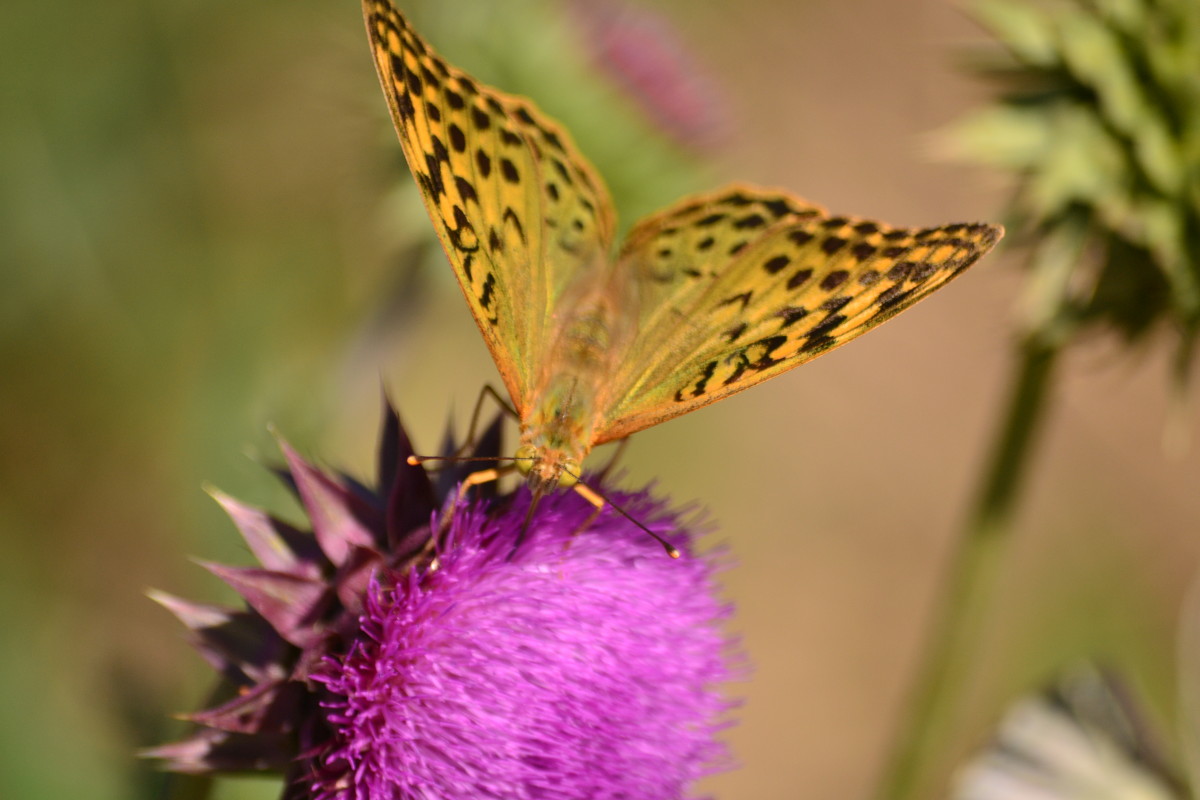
429;135;450;165
500;158;520;184
722;335;788;386
454;176;477;204
800;333;836;354
723;322;748;342
734;213;767;230
394;81;415;119
542;129;564;152
478;271;496;310
807;311;847;340
851;243;877;261
448;123;466;152
719;290;753;310
405;67;422;96
422;162;446;202
777;306;809;328
877;283;910;308
821;236;847;256
762;198;795;218
911;261;939;282
787;268;813;290
552;159;573;185
820;270;849;290
502;206;527;245
675;360;718;402
447;205;478;252
457;75;479;95
763;254;790;274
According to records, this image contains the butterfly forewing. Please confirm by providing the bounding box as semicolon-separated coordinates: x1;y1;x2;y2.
363;0;617;415
596;185;1002;442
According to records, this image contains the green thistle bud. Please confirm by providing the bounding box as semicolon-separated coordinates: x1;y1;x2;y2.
942;0;1200;367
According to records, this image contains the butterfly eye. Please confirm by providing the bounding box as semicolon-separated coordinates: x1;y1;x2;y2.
513;444;538;476
557;462;580;489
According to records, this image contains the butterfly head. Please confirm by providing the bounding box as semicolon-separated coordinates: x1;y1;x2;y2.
514;444;580;494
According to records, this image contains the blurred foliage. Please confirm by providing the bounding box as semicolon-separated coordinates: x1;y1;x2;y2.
0;0;712;798
942;0;1200;361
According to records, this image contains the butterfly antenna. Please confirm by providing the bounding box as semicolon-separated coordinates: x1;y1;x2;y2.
571;474;681;559
406;454;517;468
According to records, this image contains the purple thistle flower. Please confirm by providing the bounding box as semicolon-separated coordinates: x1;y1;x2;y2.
149;400;739;799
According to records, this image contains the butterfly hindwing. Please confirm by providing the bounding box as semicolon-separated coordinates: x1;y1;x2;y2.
596;185;1002;442
362;1;617;415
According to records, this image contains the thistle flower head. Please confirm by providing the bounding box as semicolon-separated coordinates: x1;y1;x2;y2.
148;401;738;799
943;0;1200;360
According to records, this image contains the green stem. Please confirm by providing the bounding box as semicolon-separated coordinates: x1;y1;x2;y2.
875;213;1088;799
876;335;1059;800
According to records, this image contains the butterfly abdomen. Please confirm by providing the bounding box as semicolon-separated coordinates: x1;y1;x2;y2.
520;276;637;481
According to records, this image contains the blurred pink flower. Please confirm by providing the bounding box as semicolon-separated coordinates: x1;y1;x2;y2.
570;0;733;151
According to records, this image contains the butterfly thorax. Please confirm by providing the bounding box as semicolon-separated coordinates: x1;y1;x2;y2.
514;282;632;493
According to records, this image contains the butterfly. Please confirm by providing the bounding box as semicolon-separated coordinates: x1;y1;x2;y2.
361;0;1002;537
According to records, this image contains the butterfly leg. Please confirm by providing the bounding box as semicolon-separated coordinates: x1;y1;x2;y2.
406;384;518;482
456;384;518;458
431;465;511;565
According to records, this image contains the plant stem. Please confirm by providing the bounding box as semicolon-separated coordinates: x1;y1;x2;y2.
876;334;1059;800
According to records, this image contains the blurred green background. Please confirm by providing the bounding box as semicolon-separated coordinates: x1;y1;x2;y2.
2;0;1196;798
